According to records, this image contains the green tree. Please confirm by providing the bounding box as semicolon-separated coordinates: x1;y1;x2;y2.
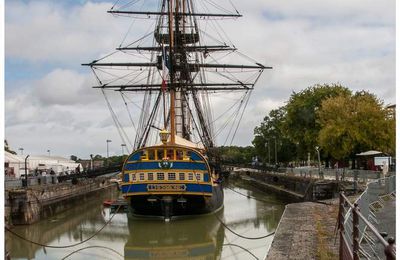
283;84;351;160
253;107;297;164
317;91;395;160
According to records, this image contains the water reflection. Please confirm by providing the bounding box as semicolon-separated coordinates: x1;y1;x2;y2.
7;181;288;260
124;212;224;260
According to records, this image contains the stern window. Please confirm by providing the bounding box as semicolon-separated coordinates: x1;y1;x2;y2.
139;173;145;180
188;173;193;181
166;149;174;160
168;172;176;180
179;173;185;180
157;150;164;160
131;173;136;182
148;150;155;160
176;150;184;160
148;172;154;181
196;173;201;181
157;172;164;180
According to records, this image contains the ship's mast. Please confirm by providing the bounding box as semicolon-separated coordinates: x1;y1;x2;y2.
83;0;272;150
168;0;176;144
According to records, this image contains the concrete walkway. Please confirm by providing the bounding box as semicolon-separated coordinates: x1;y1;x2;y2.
365;197;396;259
266;200;339;260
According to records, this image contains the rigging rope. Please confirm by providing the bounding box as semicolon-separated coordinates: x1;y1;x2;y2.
222;243;259;260
5;205;122;249
61;245;124;260
102;89;134;149
192;173;276;241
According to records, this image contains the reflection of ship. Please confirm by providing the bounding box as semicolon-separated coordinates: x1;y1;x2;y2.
84;0;269;219
124;212;224;260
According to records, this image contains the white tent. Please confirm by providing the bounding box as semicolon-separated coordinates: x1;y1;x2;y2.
4;153;82;178
4;151;25;178
356;150;384;156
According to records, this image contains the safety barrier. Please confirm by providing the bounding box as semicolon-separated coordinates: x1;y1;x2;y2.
338;175;396;259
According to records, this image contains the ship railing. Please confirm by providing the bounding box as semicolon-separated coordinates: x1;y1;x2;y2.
338;175;396;259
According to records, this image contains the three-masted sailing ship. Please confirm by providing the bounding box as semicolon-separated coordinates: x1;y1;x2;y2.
84;0;270;220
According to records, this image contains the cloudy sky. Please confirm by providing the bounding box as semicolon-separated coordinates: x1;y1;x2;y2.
4;0;396;159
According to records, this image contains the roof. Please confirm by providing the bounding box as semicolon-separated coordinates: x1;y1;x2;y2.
156;135;205;149
4;151;24;163
356;150;384;156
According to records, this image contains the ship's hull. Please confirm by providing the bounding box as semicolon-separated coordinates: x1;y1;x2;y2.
126;184;223;218
121;144;224;219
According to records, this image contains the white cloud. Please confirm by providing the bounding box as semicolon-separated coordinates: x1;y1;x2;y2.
4;0;395;158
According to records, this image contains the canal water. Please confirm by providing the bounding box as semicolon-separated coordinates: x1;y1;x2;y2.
7;180;289;260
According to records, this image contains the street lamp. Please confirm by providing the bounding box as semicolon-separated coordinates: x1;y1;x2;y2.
106;140;112;166
18;148;24;155
315;146;322;179
265;141;270;165
121;144;126;156
273;137;277;165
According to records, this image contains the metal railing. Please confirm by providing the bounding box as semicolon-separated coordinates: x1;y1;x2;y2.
338;175;396;259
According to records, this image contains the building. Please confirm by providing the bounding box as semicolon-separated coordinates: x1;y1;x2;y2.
4;152;82;178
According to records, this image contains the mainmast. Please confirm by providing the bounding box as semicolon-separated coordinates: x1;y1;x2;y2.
168;0;176;144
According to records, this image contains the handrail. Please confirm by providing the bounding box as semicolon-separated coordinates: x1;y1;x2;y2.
339;175;396;259
341;193;388;247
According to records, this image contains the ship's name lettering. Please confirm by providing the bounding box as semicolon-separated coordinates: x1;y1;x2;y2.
147;184;186;191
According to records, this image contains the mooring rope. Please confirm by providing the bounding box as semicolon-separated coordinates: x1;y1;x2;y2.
5;205;122;249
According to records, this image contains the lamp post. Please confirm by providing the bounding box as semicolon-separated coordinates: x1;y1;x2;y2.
24;155;30;188
90;154;93;171
106;139;112;166
18;148;24;155
265;141;270;166
274;137;277;165
121;144;126;156
47;150;51;157
316;146;322;179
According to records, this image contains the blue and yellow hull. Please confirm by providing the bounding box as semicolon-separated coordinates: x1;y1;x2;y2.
121;145;223;218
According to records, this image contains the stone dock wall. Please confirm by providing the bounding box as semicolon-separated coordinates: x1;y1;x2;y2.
230;170;340;202
6;178;117;225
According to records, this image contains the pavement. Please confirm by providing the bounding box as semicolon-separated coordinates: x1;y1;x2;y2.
266;200;339;260
365;197;396;259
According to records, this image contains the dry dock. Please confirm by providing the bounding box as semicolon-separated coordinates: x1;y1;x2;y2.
5;177;117;225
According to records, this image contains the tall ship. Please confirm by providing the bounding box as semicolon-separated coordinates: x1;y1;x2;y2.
84;0;269;220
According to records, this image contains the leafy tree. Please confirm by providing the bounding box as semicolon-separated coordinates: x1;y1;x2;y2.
317;91;395;160
217;146;256;165
283;84;351;159
253;107;297;164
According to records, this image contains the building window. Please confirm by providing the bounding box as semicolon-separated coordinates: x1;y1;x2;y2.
168;172;176;180
179;173;185;181
157;172;164;180
139;173;144;181
148;172;153;181
188;173;193;181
